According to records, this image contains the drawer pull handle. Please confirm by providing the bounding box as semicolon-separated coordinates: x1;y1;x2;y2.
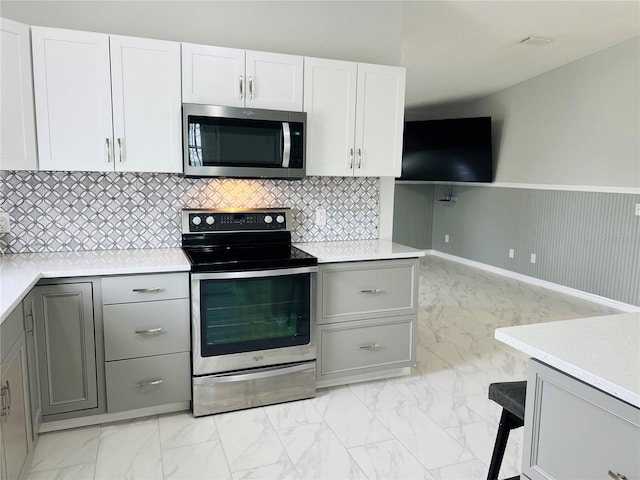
608;471;628;480
132;287;162;293
360;289;382;294
0;381;10;417
134;327;163;335
360;343;382;350
136;379;163;388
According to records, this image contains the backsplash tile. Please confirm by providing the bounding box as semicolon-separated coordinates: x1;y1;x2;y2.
0;171;379;254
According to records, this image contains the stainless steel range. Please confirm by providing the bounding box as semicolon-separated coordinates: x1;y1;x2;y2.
181;208;318;416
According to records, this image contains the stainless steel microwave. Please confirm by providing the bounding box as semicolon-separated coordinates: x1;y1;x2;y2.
182;104;306;179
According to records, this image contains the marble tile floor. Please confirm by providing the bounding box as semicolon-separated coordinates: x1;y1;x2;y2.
26;256;619;480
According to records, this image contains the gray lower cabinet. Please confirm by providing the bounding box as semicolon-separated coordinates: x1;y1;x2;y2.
522;359;640;480
316;259;419;387
32;281;102;418
101;273;190;413
21;292;41;443
1;304;31;480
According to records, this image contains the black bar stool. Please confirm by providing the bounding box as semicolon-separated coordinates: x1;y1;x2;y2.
487;381;527;480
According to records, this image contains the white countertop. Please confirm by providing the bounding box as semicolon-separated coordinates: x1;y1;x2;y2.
496;313;640;408
295;239;425;263
0;248;190;325
0;240;424;324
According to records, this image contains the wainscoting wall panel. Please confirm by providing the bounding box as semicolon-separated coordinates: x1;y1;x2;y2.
395;183;640;306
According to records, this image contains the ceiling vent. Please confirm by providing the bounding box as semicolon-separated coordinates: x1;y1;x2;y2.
520;36;553;46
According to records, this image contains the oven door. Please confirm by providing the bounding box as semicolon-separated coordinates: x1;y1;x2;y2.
191;266;317;375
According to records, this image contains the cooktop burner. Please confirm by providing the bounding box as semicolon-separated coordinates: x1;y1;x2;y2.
181;208;317;272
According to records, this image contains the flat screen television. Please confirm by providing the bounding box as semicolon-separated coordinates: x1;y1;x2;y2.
399;117;493;182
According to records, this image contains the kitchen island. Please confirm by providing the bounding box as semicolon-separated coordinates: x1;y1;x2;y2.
496;313;640;480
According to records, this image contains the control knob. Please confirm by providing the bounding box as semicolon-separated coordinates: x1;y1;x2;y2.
205;216;215;225
192;216;202;225
276;215;285;224
264;215;273;224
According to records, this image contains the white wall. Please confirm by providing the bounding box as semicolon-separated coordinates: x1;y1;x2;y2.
406;37;640;190
0;1;402;65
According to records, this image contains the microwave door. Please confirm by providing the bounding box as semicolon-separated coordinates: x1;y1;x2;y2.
281;122;291;168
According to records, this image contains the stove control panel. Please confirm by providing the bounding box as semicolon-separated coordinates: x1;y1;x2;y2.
182;209;290;233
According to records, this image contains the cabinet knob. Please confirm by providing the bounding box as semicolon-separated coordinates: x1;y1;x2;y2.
349;148;354;169
249;76;254;100
359;344;382;351
239;75;244;100
357;148;363;168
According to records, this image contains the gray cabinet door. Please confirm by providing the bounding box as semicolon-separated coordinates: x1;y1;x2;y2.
33;283;98;416
1;333;30;480
523;359;640;480
22;292;41;443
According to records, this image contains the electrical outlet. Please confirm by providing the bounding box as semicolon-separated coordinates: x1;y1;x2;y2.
444;234;450;243
530;253;536;264
315;208;326;227
508;248;515;259
0;212;10;234
635;203;640;216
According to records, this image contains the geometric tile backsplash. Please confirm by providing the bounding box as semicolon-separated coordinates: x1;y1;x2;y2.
0;171;380;254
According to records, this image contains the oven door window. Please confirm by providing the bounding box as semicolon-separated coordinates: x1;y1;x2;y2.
199;273;311;356
188;116;283;168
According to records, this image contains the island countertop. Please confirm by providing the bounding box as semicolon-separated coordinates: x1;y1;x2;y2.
495;312;640;408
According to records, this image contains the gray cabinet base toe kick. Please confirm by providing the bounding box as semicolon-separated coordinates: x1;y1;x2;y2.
192;361;316;417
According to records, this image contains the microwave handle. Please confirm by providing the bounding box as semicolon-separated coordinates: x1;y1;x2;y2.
281;122;291;168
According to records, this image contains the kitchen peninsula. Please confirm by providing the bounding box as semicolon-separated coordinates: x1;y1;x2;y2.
496;313;640;480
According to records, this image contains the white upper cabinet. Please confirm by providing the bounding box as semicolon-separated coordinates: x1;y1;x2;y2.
182;43;304;111
0;18;37;171
244;50;303;111
304;58;406;177
181;44;245;107
109;35;181;173
32;27;181;173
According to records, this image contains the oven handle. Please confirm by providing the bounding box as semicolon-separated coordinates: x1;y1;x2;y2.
193;362;313;385
191;265;317;281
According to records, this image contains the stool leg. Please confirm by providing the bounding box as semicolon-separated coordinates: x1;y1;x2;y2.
487;409;521;480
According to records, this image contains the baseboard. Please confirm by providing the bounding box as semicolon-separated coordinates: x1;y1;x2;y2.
38;402;191;433
426;250;640;313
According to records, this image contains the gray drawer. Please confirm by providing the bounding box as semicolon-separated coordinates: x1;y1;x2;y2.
319;315;415;377
103;299;189;361
105;352;190;413
1;303;24;362
102;273;188;304
319;259;417;323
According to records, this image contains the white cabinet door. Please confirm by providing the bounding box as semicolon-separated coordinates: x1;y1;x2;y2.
110;36;182;173
304;57;357;177
354;63;406;177
0;18;37;171
181;43;245;107
245;50;303;111
32;26;113;172
182;45;304;111
303;60;406;177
